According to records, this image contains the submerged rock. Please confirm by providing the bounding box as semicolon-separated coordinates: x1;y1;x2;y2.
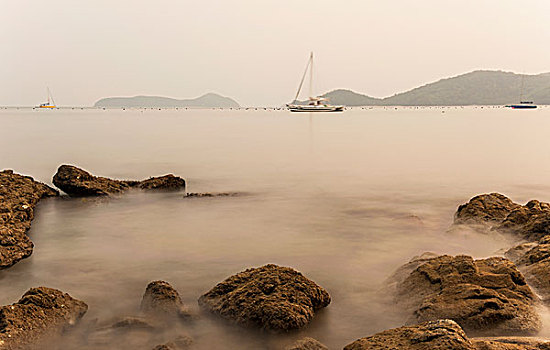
394;254;540;335
0;170;58;269
198;264;330;332
0;287;88;349
141;281;193;321
453;193;550;241
343;319;476;350
284;337;328;350
52;165;185;197
151;335;193;350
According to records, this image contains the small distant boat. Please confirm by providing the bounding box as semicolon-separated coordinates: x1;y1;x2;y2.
287;52;343;113
505;74;537;109
37;88;56;109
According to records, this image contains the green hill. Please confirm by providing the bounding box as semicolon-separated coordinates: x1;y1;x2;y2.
94;93;240;108
320;71;550;106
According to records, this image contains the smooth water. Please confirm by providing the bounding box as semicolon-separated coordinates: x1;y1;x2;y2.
2;106;550;349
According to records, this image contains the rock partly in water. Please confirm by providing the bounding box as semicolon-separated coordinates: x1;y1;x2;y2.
0;170;58;269
52;165;185;197
453;194;550;241
151;335;193;350
284;337;328;350
141;281;193;321
0;287;88;349
505;235;550;304
395;254;541;335
343;319;476;350
198;264;331;332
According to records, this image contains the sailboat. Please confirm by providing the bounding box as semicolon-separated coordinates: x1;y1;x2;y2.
37;88;56;109
286;52;344;112
505;74;537;109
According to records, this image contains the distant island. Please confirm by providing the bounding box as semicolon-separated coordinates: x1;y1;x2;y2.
315;70;550;106
94;93;240;108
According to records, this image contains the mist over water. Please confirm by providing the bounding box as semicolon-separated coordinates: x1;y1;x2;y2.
2;107;550;348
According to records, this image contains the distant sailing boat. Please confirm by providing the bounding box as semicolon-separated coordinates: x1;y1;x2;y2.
37;88;56;109
505;74;537;109
287;52;343;112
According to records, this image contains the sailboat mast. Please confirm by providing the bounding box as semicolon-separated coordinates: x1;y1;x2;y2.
47;87;50;105
309;52;313;98
519;74;525;102
293;53;313;103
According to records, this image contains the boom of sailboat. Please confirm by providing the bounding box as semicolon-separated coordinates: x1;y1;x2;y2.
286;53;344;113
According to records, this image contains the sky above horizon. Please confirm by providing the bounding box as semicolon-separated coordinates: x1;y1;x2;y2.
2;0;550;107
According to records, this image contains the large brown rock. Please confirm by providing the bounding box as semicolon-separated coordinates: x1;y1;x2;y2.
0;170;58;269
472;337;550;350
198;264;331;332
141;281;192;321
395;255;540;335
284;337;328;350
0;287;88;349
343;319;477;350
454;194;550;242
52;165;185;197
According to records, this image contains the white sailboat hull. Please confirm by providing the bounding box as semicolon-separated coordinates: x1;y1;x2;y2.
287;104;344;112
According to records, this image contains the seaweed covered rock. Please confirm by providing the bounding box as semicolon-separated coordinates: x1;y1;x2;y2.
141;281;193;321
453;194;550;241
395;255;540;335
343;319;476;350
52;165;185;197
0;170;58;269
0;287;88;349
198;264;331;332
284;337;328;350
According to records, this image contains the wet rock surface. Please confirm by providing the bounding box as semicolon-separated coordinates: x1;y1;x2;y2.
141;281;193;321
472;337;550;350
284;337;328;350
198;264;331;332
394;254;540;335
0;287;88;349
0;170;58;269
343;319;477;350
454;194;550;241
505;236;550;304
151;335;193;350
52;164;185;196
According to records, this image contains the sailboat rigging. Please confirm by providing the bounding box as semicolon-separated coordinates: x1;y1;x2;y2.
505;74;537;109
287;53;343;112
37;88;56;109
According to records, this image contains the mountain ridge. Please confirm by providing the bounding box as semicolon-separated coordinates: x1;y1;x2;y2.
319;70;550;106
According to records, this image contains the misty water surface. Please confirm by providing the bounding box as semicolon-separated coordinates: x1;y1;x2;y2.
1;106;550;349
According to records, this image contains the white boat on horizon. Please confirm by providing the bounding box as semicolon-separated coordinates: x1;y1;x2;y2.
37;87;56;109
287;52;343;113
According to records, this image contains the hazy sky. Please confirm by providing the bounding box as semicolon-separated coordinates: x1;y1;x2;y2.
2;0;550;106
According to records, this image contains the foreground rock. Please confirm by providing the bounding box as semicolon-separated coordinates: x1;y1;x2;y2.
0;170;58;269
454;193;550;241
52;165;185;196
0;287;88;349
141;281;193;321
394;254;540;335
344;319;476;350
151;336;193;350
472;337;550;350
505;235;550;304
284;337;328;350
198;264;331;332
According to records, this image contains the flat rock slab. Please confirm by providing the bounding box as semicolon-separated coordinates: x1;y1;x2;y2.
343;319;477;350
454;193;550;241
198;264;330;332
52;164;185;197
0;170;58;269
394;254;540;335
0;287;88;349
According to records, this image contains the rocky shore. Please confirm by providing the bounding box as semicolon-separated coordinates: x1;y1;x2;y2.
4;165;550;350
0;170;58;269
